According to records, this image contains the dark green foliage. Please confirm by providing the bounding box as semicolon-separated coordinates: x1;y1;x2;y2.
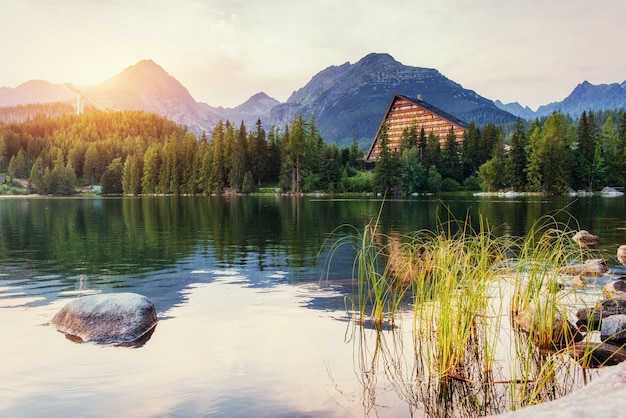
2;105;626;197
505;119;528;191
572;111;598;190
241;171;255;195
461;122;481;178
439;127;462;182
101;157;123;194
373;123;398;194
424;131;441;170
399;148;426;194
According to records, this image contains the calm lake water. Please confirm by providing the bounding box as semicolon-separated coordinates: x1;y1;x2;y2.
1;194;625;417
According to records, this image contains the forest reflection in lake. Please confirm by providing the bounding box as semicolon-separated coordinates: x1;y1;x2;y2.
0;194;625;417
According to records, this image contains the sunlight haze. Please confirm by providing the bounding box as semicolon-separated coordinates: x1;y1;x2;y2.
2;0;625;110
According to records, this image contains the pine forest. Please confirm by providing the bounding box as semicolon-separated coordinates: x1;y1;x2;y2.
1;105;626;196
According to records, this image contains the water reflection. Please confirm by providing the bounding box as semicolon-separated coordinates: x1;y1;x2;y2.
347;312;595;418
1;195;625;416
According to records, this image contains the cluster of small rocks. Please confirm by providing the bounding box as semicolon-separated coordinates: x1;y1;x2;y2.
573;276;626;366
498;236;626;417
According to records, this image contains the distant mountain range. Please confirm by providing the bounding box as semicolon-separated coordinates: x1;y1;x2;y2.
1;54;625;145
495;80;626;120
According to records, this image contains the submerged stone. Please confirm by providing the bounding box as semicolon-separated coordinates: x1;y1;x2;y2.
569;341;626;367
560;258;608;278
572;230;601;247
51;293;158;346
514;298;583;348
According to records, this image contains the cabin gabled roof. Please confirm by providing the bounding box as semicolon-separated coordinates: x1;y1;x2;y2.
365;94;468;162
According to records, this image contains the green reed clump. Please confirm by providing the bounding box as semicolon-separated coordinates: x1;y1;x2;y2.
511;214;589;349
328;208;605;415
322;208;409;330
405;214;511;378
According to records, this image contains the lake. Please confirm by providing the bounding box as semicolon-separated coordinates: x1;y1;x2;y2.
1;194;625;417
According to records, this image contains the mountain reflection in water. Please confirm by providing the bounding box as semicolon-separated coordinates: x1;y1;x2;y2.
1;195;625;416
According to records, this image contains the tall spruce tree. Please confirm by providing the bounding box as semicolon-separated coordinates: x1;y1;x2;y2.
461;122;481;178
374;123;398;194
574;111;597;190
440;127;462;182
506;119;528;191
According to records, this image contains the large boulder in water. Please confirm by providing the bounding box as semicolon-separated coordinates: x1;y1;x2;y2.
51;293;158;346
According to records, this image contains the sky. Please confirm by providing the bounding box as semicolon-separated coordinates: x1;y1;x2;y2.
1;0;625;110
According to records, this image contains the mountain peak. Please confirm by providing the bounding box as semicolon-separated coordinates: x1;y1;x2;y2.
357;52;399;66
86;59;220;133
0;79;74;106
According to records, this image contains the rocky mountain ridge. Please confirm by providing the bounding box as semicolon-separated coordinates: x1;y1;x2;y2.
1;55;625;144
496;80;626;119
269;53;516;145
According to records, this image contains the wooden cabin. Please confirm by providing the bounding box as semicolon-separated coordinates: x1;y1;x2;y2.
364;94;468;163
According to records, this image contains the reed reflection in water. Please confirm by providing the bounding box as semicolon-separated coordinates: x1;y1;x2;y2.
0;195;624;417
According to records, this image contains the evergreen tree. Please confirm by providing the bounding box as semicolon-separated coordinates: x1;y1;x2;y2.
209;121;226;193
28;158;45;193
619;111;626;186
159;134;179;194
101;157;123;194
399;147;426;194
399;123;417;154
141;143;161;194
574;111;597;190
461;122;481;178
241;171;255;194
540;113;568;193
319;143;342;191
440;127;462;182
424;131;441;170
223;122;236;189
599;116;621;186
122;154;143;195
592;141;607;188
506;119;528;191
199;138;213;194
418;127;427;165
248;119;268;186
0;135;6;171
373;123;398;194
479;123;500;165
348;134;364;169
180;132;200;194
284;115;307;193
266;126;282;184
49;150;66;194
229;121;249;191
525;125;543;192
83;143;101;185
8;149;28;178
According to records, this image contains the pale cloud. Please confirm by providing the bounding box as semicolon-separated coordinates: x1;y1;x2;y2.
1;0;624;109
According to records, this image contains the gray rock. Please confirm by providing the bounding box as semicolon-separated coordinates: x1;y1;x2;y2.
576;298;626;330
51;293;158;346
601;314;626;343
